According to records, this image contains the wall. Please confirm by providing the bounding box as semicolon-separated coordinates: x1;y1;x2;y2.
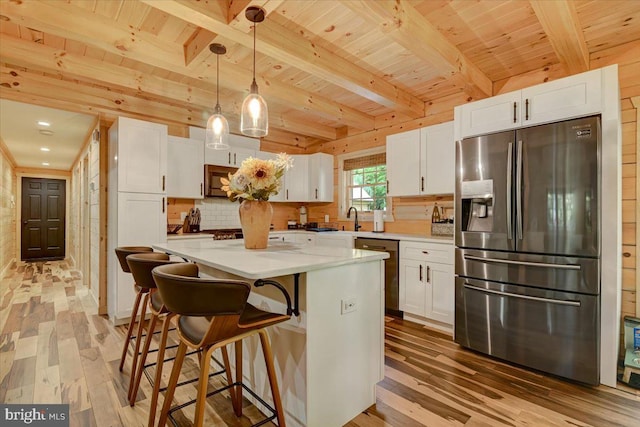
0;141;17;276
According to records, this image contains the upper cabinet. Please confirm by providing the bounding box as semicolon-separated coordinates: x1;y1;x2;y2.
167;136;204;199
455;68;603;139
279;154;333;202
188;127;259;167
386;121;454;197
109;117;167;194
309;153;333;202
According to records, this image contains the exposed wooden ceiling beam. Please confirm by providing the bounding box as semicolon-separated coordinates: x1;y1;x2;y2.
344;0;492;100
0;64;334;140
530;0;589;74
140;0;426;118
0;1;374;131
184;28;218;67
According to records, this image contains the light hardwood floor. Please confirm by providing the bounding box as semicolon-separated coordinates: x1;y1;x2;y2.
1;260;639;427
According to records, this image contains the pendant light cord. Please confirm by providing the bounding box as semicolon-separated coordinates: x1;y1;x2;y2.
253;22;256;81
216;52;220;110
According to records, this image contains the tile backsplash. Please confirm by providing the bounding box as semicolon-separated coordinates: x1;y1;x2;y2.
194;198;241;229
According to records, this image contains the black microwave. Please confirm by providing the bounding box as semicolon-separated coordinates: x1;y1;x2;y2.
204;164;237;197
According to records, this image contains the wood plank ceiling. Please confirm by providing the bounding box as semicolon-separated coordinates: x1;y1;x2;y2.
1;0;639;150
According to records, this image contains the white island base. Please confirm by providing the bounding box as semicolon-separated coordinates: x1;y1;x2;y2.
153;240;386;427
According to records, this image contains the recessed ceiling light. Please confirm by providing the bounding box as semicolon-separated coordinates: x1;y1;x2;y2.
42;162;50;166
39;129;54;136
40;147;50;152
37;121;50;127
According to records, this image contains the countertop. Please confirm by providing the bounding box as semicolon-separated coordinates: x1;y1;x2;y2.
153;238;389;280
168;230;453;244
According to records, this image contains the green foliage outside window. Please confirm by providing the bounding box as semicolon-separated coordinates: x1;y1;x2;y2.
347;165;387;212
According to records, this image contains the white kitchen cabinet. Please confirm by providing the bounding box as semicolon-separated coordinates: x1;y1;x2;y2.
167;136;204;199
308;153;334;202
284;155;309;202
399;241;454;326
315;233;354;249
386;122;454;197
110;116;167;194
108;117;168;323
456;67;603;138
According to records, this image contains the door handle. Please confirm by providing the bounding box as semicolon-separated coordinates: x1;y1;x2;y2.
286;189;289;200
315;188;318;199
162;197;165;213
23;220;28;225
463;255;581;270
234;153;237;165
421;177;424;192
506;142;513;240
162;175;165;191
513;101;517;123
228;152;231;164
516;140;523;240
525;99;529;121
419;264;423;282
426;266;430;283
200;183;203;196
463;284;581;306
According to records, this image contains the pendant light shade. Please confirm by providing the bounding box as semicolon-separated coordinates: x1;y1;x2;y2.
241;6;268;137
206;43;230;150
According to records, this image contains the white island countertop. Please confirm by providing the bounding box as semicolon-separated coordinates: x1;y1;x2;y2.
153;238;389;279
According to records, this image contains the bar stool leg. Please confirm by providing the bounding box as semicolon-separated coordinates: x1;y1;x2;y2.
233;340;243;417
128;292;150;401
119;290;143;371
193;345;217;427
130;308;159;406
259;330;286;427
220;346;237;410
158;341;188;427
148;313;174;427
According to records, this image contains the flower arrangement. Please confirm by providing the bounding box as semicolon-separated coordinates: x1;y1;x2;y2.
221;153;293;201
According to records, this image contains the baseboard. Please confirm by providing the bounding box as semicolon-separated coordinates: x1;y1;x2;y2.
0;258;16;279
402;313;454;335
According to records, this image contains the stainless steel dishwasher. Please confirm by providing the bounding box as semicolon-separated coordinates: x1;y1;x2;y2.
355;238;402;318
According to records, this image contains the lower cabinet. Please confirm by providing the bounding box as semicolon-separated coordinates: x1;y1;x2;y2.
399;241;454;326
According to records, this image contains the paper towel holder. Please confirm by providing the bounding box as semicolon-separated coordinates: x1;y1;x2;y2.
373;210;384;233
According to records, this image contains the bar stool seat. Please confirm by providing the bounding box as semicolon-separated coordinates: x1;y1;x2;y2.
114;246;154;373
152;263;290;427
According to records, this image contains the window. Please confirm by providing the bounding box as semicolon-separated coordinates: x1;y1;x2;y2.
338;148;391;220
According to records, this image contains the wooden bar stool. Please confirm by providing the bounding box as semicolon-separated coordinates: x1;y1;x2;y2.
125;252;175;405
114;246;154;372
152;263;290;427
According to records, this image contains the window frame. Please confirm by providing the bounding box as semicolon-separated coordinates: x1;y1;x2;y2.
337;147;393;222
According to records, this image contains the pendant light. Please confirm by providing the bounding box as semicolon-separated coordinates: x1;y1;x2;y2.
205;43;230;150
241;6;268;137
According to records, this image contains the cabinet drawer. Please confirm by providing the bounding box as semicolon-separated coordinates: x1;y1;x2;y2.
400;241;453;264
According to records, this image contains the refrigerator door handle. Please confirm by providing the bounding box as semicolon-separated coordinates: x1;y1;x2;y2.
516;139;523;240
506;142;513;240
463;284;581;306
463;254;581;270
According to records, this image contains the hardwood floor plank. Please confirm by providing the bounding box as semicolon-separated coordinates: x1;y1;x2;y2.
3;261;640;427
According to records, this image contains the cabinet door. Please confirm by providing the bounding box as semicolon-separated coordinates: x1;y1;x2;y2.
256;151;286;202
386;129;421;196
167;136;204;199
424;121;454;195
205;147;231;166
309;153;334;202
399;258;426;316
230;147;256;167
285;155;310;201
522;68;602;126
425;262;454;324
456;91;521;138
116;117;167;194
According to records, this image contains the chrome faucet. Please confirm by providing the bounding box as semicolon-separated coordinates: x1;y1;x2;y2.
347;207;362;232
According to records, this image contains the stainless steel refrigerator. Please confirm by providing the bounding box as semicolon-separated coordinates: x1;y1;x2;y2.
454;115;601;385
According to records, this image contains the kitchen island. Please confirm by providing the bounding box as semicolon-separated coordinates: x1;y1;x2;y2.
152;238;389;427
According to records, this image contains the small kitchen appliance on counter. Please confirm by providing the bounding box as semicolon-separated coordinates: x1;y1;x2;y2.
373;210;384;233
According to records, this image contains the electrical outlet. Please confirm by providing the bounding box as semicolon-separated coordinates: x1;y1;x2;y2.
341;298;357;314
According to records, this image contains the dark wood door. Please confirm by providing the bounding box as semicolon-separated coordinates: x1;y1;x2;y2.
21;177;66;261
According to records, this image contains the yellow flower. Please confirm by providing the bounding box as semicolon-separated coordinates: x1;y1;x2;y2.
224;154;293;202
